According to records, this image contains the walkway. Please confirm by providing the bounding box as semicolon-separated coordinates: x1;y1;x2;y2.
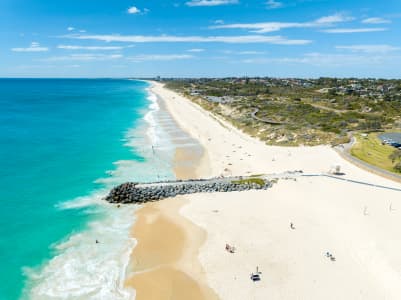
333;137;401;184
250;108;286;125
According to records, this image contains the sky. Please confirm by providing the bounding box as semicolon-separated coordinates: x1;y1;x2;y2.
1;0;401;78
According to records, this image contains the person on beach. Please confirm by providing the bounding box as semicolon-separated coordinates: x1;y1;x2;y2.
225;244;235;253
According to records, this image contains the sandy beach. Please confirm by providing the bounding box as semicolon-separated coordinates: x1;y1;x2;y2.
126;81;401;300
124;91;218;300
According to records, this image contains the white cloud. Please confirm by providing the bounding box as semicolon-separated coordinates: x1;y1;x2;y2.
187;48;205;52
336;44;400;53
322;27;387;33
186;0;238;7
362;17;391;24
127;6;149;14
11;42;49;52
210;13;352;33
237;50;266;55
58;45;124;50
223;50;266;55
65;33;311;45
297;53;396;66
214;20;224;24
241;58;270;64
67;27;75;31
43;54;123;61
315;14;354;24
127;6;141;14
212;21;304;33
266;0;283;9
241;52;398;66
129;54;194;61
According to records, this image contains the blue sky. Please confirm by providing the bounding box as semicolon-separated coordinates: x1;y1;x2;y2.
1;0;401;78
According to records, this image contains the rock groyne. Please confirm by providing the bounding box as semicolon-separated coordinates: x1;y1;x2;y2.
105;177;272;204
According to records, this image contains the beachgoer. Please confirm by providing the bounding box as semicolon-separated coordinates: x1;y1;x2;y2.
225;244;235;253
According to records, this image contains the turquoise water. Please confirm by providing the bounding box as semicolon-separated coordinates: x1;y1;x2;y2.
0;79;174;300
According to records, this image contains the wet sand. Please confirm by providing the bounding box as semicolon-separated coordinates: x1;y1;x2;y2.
124;94;218;299
125;198;218;300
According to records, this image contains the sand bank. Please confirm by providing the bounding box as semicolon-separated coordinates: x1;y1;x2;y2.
150;81;401;299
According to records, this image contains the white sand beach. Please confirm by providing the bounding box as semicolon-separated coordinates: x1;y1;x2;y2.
129;81;401;300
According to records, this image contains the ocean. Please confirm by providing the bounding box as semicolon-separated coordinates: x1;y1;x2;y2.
0;79;177;300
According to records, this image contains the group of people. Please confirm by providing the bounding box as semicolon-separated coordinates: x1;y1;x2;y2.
224;244;262;282
225;243;236;253
326;252;336;261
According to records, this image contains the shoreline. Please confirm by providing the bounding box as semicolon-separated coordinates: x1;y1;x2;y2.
124;82;218;299
125;81;401;300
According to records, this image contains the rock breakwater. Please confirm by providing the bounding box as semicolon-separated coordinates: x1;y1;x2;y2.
105;177;272;204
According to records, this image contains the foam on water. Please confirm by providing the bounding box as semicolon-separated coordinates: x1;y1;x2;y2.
25;203;137;300
23;83;178;300
57;190;108;210
143;89;160;146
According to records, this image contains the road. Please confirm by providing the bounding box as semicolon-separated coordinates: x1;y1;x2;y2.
334;137;401;184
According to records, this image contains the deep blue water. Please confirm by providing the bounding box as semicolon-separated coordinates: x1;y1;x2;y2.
0;79;166;300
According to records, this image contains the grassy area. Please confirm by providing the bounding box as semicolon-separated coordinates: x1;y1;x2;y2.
351;133;399;173
232;178;266;186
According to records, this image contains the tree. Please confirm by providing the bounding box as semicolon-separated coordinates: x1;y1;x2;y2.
328;88;337;96
389;149;401;163
394;162;401;173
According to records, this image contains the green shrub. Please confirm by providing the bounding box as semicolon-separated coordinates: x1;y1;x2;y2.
232;178;266;186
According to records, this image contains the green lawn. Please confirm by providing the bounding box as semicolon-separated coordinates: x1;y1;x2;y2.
232;178;266;186
351;133;399;173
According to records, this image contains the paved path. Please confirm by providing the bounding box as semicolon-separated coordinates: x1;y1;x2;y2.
302;174;401;192
136;169;401;193
250;107;286;125
334;137;401;184
304;101;381;116
137;171;303;188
